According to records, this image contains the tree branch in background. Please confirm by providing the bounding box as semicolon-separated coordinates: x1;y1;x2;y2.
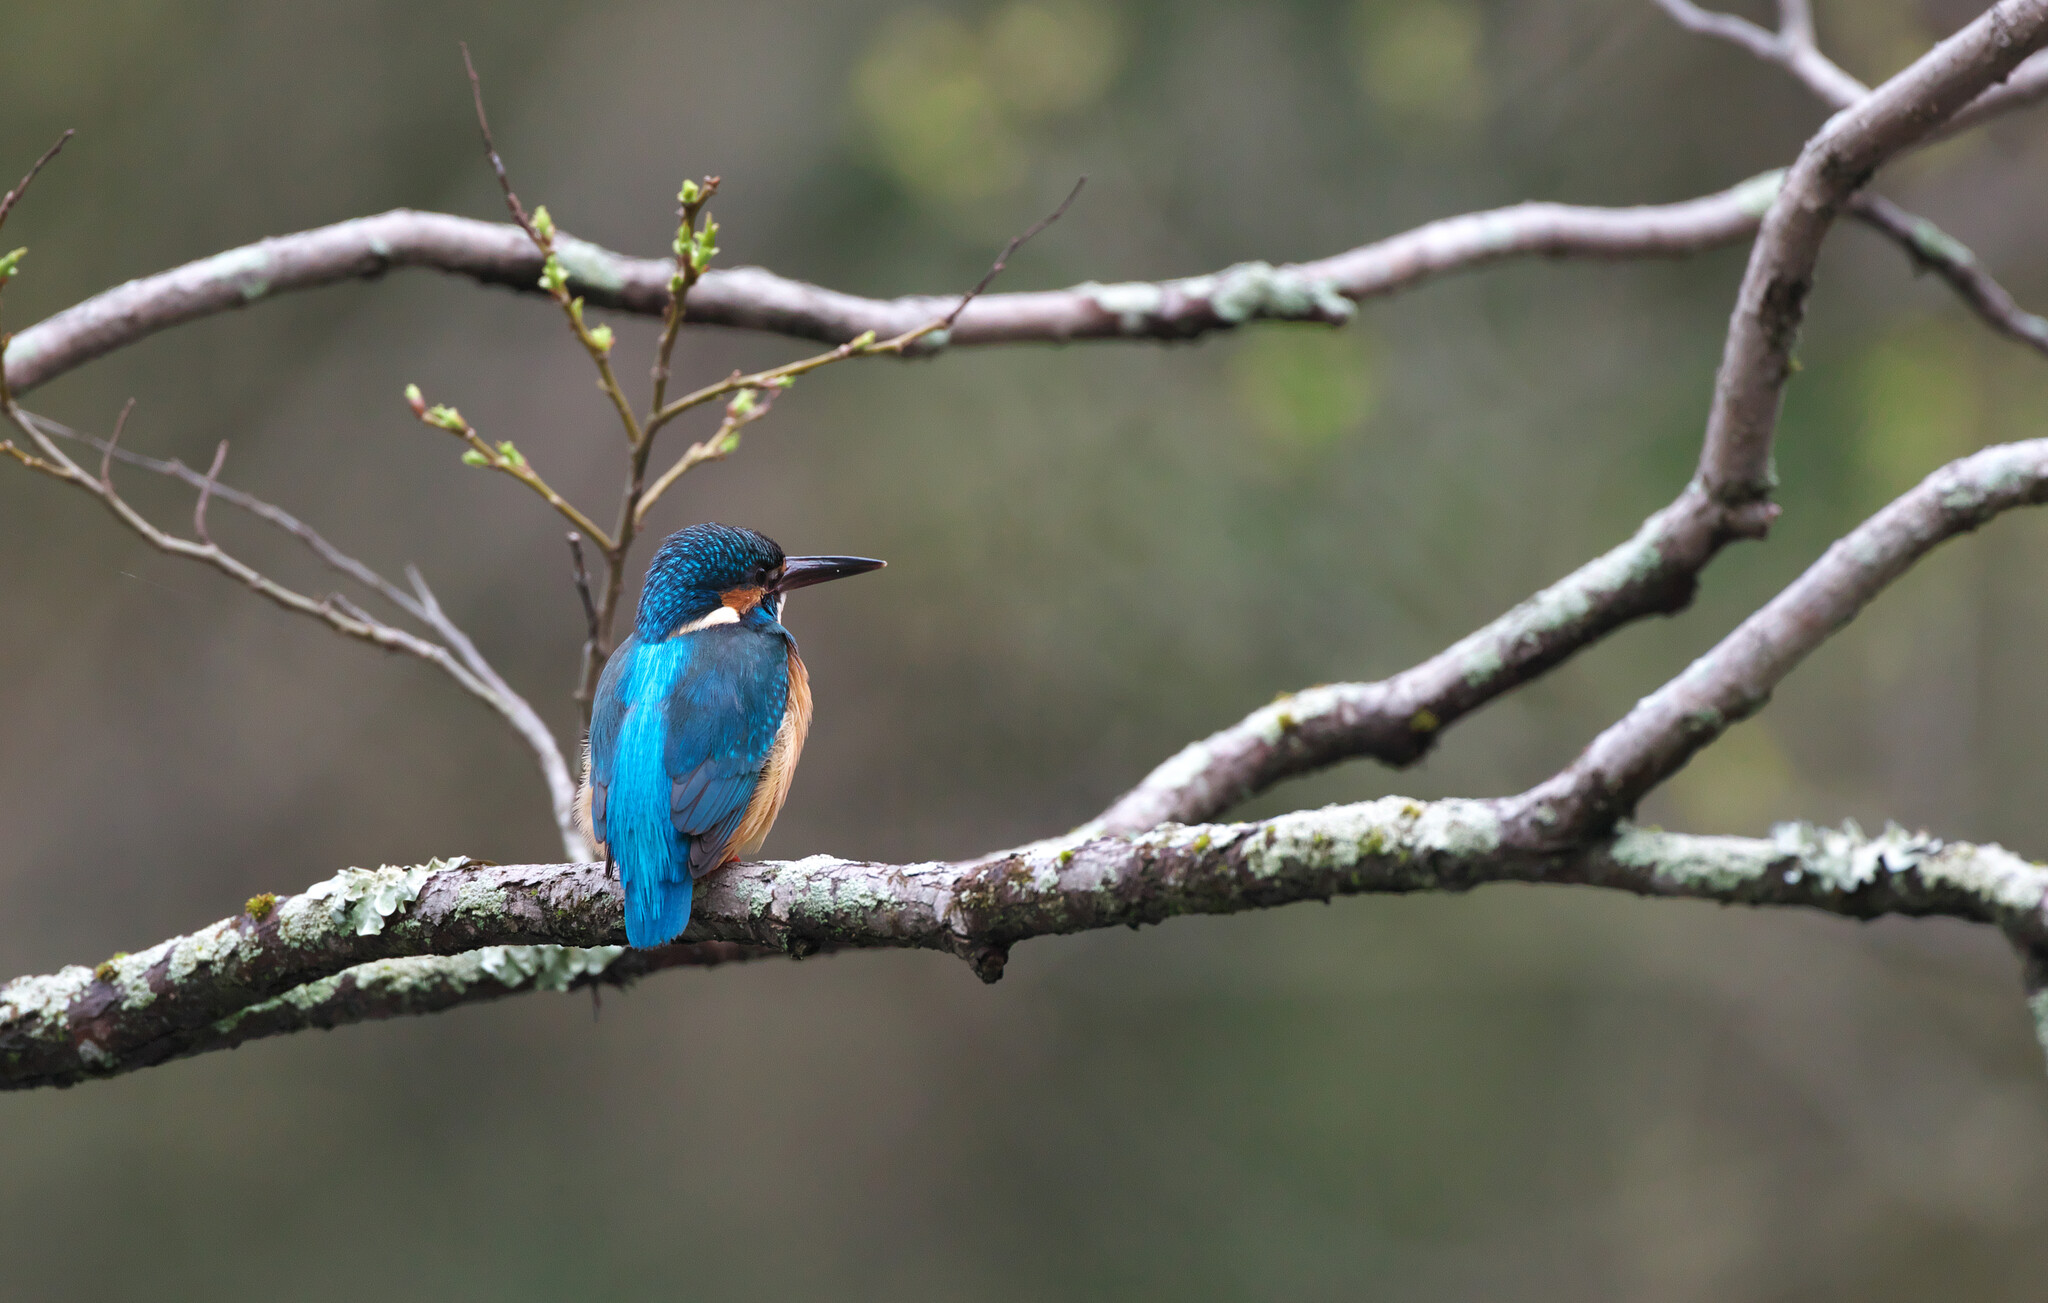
1651;0;1870;107
0;179;1780;397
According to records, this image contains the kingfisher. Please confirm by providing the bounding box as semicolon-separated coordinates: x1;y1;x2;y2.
578;522;884;948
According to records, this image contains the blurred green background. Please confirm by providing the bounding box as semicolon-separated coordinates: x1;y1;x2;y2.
4;0;2048;1296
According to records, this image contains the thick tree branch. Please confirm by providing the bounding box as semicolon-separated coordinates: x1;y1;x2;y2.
0;179;1785;396
1697;0;2048;509
7;808;2046;1090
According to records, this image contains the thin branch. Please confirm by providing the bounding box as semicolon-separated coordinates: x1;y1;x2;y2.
634;383;782;527
190;439;227;546
939;175;1085;332
1651;0;1868;108
1656;0;2048;134
648;176;720;417
98;396;133;488
1849;193;2048;358
404;566;590;862
565;531;599;644
24;410;429;622
2;403;588;862
0;130;73;235
458;43;537;243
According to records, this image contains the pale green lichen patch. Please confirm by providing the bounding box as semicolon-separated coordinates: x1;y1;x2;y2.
196;244;275;303
0;965;96;1032
1461;645;1504;689
1730;169;1786;218
166;918;253;988
1907;217;1976;268
2029;988;2048;1072
552;236;628;293
1078;280;1165;330
1611;825;1775;893
1916;838;2048;916
1239;797;1498;880
1190;262;1354;325
296;861;442;939
1769;820;1940;893
477;945;625;992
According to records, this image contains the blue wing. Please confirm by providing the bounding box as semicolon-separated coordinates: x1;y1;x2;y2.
587;623;790;947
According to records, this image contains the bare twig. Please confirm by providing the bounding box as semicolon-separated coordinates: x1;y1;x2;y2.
1849;193;2048;358
2;404;588;861
939;175;1086;331
25;411;429;621
1656;0;2048;134
0;130;73;235
1651;0;1868;107
565;531;599;643
458;43;537;242
190;439;228;546
99;396;133;488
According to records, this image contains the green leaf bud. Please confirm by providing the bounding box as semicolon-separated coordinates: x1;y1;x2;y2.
461;449;489;467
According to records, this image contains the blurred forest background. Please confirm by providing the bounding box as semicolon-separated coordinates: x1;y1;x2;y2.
3;0;2047;1297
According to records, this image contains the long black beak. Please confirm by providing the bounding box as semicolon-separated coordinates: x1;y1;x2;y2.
776;555;887;592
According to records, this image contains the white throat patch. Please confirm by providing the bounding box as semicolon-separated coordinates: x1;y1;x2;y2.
673;605;742;636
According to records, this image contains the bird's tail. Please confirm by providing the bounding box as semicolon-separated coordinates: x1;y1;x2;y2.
624;866;693;948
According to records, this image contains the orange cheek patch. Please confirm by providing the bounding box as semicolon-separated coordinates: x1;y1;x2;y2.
720;586;765;614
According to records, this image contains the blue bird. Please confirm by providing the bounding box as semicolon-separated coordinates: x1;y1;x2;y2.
578;523;884;947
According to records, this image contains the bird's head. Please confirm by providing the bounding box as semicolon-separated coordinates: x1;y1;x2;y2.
636;522;885;638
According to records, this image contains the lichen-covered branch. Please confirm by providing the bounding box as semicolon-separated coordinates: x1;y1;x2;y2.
141;939;765;1075
1696;0;2048;509
8;807;2047;1090
1504;438;2048;845
1;178;1787;396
